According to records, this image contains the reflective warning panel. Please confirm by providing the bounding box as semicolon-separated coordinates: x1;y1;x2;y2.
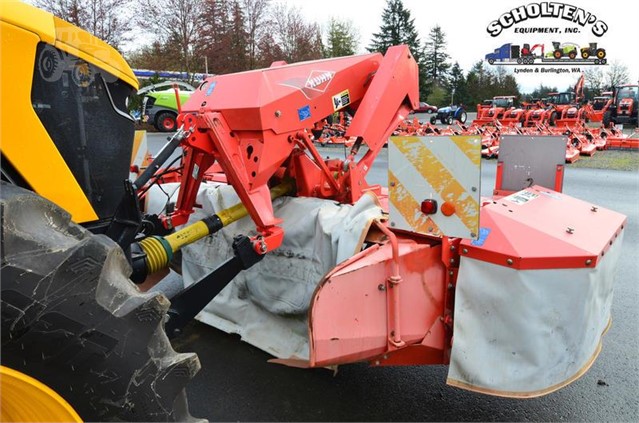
389;136;481;239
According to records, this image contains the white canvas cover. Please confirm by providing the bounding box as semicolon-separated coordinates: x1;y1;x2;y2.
447;234;622;397
148;182;384;360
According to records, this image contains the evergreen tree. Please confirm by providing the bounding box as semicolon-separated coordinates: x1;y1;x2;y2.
227;0;249;72
423;25;450;87
199;0;232;74
325;18;359;58
528;84;558;101
447;62;468;106
466;61;495;106
367;0;426;98
500;74;520;99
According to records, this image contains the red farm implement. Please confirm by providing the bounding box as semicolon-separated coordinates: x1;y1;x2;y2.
135;46;627;400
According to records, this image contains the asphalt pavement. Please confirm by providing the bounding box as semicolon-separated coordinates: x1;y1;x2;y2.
145;130;639;422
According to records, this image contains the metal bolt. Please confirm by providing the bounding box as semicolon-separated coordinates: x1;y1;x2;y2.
383;354;389;360
449;271;454;276
274;110;281;117
471;186;477;192
374;360;380;366
390;221;396;227
462;248;468;254
449;258;455;264
428;227;433;232
507;258;514;265
378;284;386;291
470;232;477;238
390;181;396;187
585;259;592;266
591;206;598;212
566;227;574;234
450;245;456;251
447;283;454;289
201;101;207;107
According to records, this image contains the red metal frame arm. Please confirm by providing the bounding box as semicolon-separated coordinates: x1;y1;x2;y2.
346;45;419;179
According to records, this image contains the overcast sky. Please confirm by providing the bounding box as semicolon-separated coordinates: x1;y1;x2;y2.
286;0;639;93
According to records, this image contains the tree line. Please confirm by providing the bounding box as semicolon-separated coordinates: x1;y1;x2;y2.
34;0;357;77
34;0;630;107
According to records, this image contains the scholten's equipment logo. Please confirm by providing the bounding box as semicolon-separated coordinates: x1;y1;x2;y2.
487;2;608;37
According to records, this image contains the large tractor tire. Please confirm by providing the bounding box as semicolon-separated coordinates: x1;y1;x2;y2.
155;111;178;132
603;110;612;127
0;183;200;422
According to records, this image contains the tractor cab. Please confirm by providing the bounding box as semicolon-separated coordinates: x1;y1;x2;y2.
472;95;516;125
606;85;639;126
476;99;493;114
593;93;612;110
492;96;515;109
616;85;639;103
552;92;575;106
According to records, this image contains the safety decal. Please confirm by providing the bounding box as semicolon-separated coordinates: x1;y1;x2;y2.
388;136;481;239
505;190;539;205
298;105;311;121
332;89;351;111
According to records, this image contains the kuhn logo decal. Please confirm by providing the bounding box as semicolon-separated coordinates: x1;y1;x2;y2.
280;70;336;99
487;2;608;37
305;71;335;91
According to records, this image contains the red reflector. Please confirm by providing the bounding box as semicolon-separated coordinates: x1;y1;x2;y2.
130;165;139;173
421;199;438;214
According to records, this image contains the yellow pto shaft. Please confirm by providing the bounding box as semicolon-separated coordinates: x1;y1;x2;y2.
139;181;293;276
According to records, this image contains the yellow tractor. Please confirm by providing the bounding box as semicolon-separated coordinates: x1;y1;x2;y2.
0;3;199;421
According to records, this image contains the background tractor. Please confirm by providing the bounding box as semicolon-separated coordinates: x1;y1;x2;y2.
587;91;613;123
472;95;516;125
604;85;639;127
580;42;606;59
430;104;467;124
138;81;195;132
548;41;579;60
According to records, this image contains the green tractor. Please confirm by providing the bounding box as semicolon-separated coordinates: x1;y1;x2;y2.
547;41;579;60
139;82;195;132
